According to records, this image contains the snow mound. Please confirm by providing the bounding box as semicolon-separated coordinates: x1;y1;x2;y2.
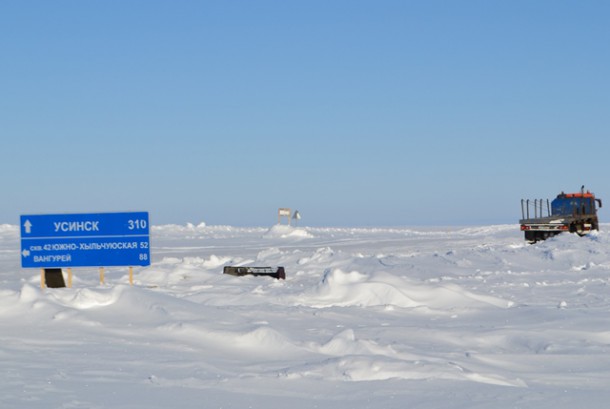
284;355;525;386
296;268;511;310
49;287;124;309
263;225;314;239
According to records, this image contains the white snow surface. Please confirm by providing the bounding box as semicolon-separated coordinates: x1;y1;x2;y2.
2;223;610;408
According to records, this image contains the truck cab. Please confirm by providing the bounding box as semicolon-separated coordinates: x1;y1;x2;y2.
551;192;601;218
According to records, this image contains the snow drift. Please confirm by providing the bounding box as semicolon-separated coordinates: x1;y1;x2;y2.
1;224;610;408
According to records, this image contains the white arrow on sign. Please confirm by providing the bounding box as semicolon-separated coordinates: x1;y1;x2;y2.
22;250;30;258
23;220;32;234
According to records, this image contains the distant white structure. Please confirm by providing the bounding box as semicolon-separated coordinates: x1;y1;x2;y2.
278;208;291;225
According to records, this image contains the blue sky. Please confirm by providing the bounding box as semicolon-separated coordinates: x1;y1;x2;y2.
2;1;609;227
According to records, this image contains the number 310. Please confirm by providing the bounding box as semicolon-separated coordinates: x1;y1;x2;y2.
128;219;147;230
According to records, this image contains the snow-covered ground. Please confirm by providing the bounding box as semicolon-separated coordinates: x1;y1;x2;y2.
1;223;610;408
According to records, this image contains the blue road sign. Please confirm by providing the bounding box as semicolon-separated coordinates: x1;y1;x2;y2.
20;212;150;268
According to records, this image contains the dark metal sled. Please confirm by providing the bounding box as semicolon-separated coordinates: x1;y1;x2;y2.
223;266;286;280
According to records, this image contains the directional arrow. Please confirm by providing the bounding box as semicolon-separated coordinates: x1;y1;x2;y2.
22;249;30;258
23;220;32;234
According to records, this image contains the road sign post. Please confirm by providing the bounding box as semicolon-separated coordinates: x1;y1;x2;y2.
20;212;150;285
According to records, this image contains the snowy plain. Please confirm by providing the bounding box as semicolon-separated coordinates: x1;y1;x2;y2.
1;222;610;408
